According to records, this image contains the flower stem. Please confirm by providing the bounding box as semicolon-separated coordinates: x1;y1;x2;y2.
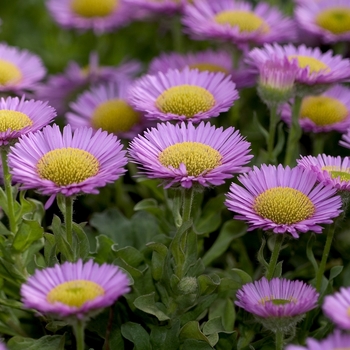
1;148;17;233
65;196;73;246
171;15;183;52
182;187;194;223
267;104;278;163
284;96;303;166
275;329;284;350
73;320;85;350
266;235;284;280
315;222;336;292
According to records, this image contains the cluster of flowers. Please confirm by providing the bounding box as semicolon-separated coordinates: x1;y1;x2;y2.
0;0;350;348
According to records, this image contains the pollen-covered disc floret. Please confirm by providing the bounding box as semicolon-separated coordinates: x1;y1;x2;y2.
295;0;350;44
225;164;342;238
182;0;296;47
128;122;252;189
0;43;46;93
8;124;127;206
66;82;146;139
285;330;350;350
128;67;238;122
322;287;350;329
247;43;350;86
20;260;130;320
46;0;134;34
0;96;56;146
236;277;318;332
298;154;350;192
281;84;350;133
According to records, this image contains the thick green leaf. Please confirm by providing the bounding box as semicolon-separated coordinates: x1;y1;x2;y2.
179;321;210;343
182;340;214;350
231;269;252;285
50;216;74;262
13;218;43;252
8;335;65;350
72;223;90;260
147;243;168;281
134;293;170;321
121;322;152;350
209;299;235;331
150;321;181;350
93;235;118;264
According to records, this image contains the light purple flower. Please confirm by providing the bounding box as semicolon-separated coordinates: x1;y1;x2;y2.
247;43;350;86
295;0;350;44
66;82;148;139
0;43;46;93
128;67;239;122
225;164;342;238
128;121;252;189
182;0;296;48
340;127;350;149
0;96;56;146
123;0;185;16
8;124;127;207
21;260;130;320
298;154;350;192
323;286;350;329
46;0;135;34
286;330;350;350
148;49;256;89
281;84;350;133
0;343;7;350
35;52;141;115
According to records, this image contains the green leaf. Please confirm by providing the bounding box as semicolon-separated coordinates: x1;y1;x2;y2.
50;215;74;262
272;122;286;159
93;235;118;264
231;268;252;285
72;223;90;260
306;234;318;275
147;243;168;281
115;246;144;267
179;321;210;344
257;237;269;270
43;233;59;267
134;292;170;321
197;274;220;296
329;265;343;282
12;218;43;252
7;335;65;350
209;299;235;331
202;221;247;267
202;317;234;347
182;340;214;350
121;322;152;350
150;321;181;350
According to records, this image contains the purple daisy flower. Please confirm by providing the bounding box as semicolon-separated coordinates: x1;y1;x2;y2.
66;82;148;140
298;154;350;192
8;124;127;207
236;277;318;332
128;121;252;189
340;127;350;149
296;0;350;44
281;84;350;133
46;0;135;34
123;0;185;16
0;43;46;93
182;0;296;48
225;164;342;238
323;286;350;329
148;49;256;89
21;259;130;320
0;343;6;350
35;52;141;115
286;330;350;350
128;68;239;122
247;43;350;87
0;96;56;146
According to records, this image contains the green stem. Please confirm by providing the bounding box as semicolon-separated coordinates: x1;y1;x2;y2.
171;15;183;52
312;133;327;156
181;187;194;223
266;235;284;280
284;96;303;166
1;148;17;233
267;104;278;164
275;329;284;350
65;196;73;247
73;320;85;350
315;223;336;292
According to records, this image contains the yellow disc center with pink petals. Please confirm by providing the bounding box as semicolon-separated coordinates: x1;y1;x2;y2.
300;96;348;126
37;148;99;186
322;166;350;182
0;60;22;86
259;296;296;306
92;99;140;134
253;187;315;224
316;7;350;34
47;280;105;307
0;110;33;132
71;0;119;17
158;141;222;176
214;10;269;33
288;55;330;75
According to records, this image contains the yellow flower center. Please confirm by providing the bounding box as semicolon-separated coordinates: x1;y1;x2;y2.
0;59;22;86
0;110;33;132
37;148;99;186
316;7;350;34
288;55;330;75
214;10;269;33
188;63;229;74
155;85;215;118
47;280;105;307
322;166;350;181
158;141;222;176
259;296;297;305
300;96;348;126
70;0;119;17
91;99;140;134
253;187;315;225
